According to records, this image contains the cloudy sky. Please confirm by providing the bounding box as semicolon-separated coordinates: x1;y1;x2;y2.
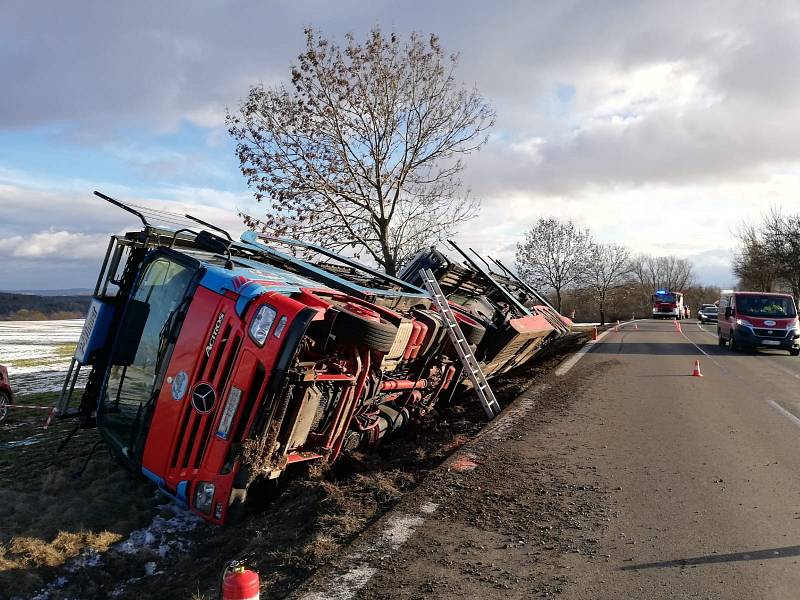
3;0;800;289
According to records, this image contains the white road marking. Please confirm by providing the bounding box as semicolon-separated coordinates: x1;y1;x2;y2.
696;322;718;338
556;320;639;377
767;400;800;431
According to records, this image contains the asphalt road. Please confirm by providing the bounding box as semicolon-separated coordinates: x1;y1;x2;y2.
567;318;800;599
294;318;800;599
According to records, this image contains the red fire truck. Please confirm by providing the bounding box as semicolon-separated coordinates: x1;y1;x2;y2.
651;290;684;320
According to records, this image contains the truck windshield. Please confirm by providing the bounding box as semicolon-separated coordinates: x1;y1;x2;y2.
102;256;195;450
737;295;797;318
654;294;677;303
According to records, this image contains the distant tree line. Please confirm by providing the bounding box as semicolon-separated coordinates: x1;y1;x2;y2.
0;293;89;321
515;218;718;324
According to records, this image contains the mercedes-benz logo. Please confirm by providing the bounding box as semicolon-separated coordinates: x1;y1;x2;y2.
191;383;216;414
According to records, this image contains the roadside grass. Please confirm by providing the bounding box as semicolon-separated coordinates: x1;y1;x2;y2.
0;391;160;597
6;343;76;368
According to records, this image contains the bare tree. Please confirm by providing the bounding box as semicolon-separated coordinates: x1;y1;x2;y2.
515;218;594;311
227;27;495;275
630;254;695;292
756;208;800;296
733;222;777;291
584;243;631;325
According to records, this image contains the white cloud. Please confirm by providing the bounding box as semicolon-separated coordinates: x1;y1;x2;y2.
0;230;109;260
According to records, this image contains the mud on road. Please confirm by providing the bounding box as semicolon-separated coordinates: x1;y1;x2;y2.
2;335;601;600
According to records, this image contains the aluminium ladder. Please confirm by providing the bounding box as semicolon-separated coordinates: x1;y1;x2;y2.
419;268;501;419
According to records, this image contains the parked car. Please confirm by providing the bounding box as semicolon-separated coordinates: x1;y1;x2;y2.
0;365;11;423
718;291;800;355
697;306;718;324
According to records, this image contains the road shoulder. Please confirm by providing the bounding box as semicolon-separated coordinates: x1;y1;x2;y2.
289;359;614;599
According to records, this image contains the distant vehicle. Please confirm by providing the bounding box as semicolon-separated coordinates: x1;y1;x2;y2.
0;365;12;423
651;290;684;320
718;291;800;355
697;306;718;324
700;303;716;311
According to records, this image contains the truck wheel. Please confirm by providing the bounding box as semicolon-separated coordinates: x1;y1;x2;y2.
0;391;8;423
330;303;399;353
455;314;487;346
729;332;739;352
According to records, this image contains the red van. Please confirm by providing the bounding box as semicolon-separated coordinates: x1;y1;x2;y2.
718;291;800;355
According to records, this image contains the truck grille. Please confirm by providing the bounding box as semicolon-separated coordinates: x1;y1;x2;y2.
170;320;242;471
753;328;788;339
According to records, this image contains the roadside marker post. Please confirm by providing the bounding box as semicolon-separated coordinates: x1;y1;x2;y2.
592;326;598;341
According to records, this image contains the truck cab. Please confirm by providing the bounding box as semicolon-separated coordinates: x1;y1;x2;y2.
718;291;800;355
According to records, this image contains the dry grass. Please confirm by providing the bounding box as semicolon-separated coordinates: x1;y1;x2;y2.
0;392;159;598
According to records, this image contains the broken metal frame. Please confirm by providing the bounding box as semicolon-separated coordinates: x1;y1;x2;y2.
447;240;531;316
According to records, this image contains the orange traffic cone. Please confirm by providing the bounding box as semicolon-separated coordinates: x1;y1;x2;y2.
692;359;703;377
591;326;598;341
677;322;682;333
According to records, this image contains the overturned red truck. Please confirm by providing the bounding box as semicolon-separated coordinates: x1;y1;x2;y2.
57;193;571;524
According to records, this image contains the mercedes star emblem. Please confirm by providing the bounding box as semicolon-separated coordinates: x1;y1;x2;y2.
191;383;216;414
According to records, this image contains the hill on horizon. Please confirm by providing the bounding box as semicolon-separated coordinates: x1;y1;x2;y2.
0;292;90;321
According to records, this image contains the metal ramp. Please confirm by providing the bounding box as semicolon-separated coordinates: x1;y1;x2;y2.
419;268;501;419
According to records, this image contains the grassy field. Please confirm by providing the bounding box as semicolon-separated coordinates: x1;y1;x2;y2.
0;391;160;598
5;343;76;369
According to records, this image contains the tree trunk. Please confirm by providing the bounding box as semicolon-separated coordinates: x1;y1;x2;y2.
599;303;605;326
555;289;562;312
378;222;397;276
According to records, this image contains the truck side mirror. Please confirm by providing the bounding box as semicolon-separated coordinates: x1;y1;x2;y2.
725;307;733;319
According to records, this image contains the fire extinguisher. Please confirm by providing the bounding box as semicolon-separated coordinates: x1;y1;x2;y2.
220;560;260;600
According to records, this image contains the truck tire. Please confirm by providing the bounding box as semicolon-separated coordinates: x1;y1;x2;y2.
330;304;399;353
455;315;487;346
0;391;8;423
729;332;739;352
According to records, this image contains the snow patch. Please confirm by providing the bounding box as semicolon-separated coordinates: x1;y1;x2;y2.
115;503;201;558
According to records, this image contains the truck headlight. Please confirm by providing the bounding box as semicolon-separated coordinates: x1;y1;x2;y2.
736;318;752;327
194;481;215;513
249;305;277;346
